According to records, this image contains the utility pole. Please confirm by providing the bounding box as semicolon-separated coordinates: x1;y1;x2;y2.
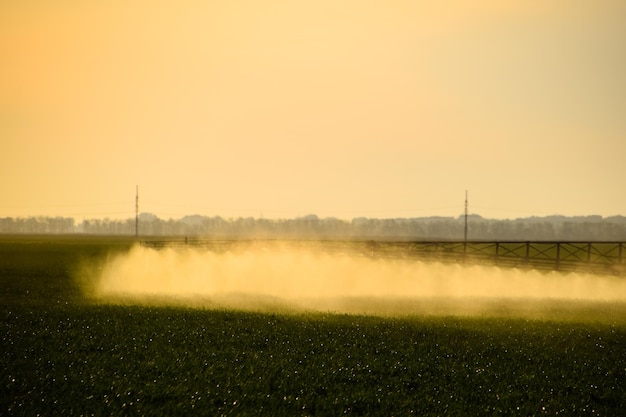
464;190;468;243
135;185;139;238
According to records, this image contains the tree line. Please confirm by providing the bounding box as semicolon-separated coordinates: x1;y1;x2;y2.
1;213;626;241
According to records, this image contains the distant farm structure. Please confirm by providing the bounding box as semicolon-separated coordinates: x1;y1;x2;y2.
141;239;625;276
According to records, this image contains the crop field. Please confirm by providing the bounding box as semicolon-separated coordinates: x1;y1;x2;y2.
1;236;626;415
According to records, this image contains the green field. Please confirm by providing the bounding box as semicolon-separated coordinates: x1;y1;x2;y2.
1;236;625;415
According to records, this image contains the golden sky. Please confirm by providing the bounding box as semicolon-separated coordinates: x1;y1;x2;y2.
1;0;625;220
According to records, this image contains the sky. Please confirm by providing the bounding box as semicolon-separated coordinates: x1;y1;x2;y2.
1;0;625;221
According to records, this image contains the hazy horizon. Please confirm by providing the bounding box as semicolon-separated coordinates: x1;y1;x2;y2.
2;210;625;223
2;1;625;221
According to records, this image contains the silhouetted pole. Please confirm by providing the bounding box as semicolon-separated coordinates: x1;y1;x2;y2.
135;185;139;238
464;190;468;243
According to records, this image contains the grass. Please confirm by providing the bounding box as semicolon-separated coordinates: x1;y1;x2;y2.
1;236;625;415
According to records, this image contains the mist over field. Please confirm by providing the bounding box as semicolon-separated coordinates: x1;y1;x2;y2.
79;244;626;321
